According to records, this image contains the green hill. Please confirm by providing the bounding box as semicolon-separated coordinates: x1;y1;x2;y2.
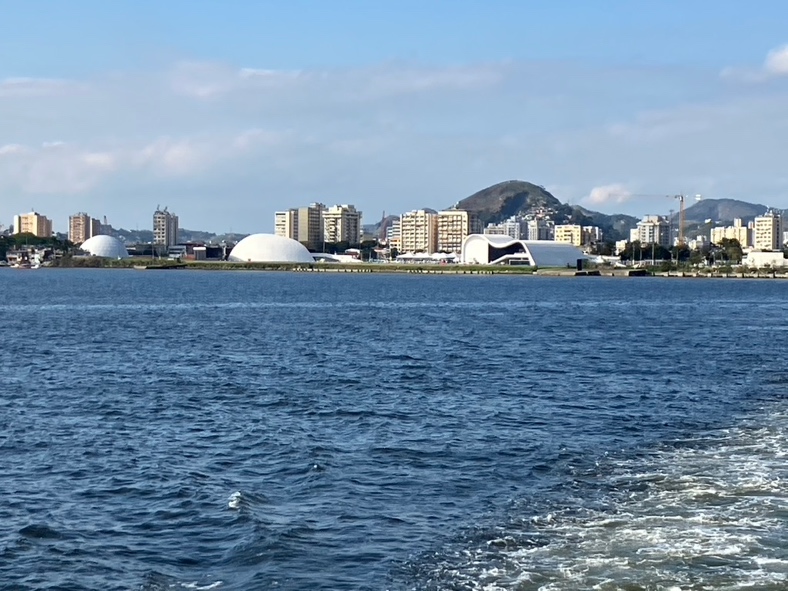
681;198;767;224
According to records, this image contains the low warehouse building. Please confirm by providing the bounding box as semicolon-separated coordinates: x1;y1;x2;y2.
461;234;587;267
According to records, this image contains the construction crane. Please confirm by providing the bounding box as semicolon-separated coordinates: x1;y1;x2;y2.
674;195;685;246
617;192;701;246
673;194;704;246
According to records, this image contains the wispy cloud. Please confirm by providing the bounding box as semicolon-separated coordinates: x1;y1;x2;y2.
1;57;787;230
0;77;83;98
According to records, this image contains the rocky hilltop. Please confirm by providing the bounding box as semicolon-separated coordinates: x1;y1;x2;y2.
451;180;637;241
452;180;563;225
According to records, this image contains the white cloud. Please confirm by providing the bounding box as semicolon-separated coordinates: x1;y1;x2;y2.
585;184;633;205
764;44;788;75
721;43;788;82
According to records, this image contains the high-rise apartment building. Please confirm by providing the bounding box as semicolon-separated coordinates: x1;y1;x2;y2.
323;204;362;244
68;212;101;244
386;219;401;250
436;210;480;253
274;209;298;240
400;210;438;254
13;211;52;237
297;203;325;249
635;215;670;247
526;219;554;241
153;207;179;246
753;211;783;251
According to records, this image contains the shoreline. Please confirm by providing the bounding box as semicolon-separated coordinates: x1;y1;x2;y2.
24;259;788;278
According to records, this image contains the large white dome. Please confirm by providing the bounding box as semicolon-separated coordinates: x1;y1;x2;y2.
80;235;129;259
228;233;315;263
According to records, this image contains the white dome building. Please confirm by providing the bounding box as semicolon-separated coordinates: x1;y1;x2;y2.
80;235;129;259
228;233;315;264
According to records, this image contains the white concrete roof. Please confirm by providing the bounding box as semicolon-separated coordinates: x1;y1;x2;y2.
80;235;129;259
228;233;314;263
462;234;587;267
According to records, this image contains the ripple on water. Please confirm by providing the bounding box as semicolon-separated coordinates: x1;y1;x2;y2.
0;272;786;590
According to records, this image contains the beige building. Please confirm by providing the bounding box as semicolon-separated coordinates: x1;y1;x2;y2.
153;207;179;246
297;203;325;249
323;204;362;244
436;210;480;253
710;218;751;248
554;224;583;246
13;211;52;237
68;212;101;244
753;211;783;251
400;209;438;254
273;203;326;249
554;224;603;246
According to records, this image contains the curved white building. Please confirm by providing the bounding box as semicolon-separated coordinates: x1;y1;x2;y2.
461;234;586;267
228;233;315;263
79;235;129;259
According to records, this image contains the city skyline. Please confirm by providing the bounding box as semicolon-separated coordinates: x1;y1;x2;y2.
2;1;788;233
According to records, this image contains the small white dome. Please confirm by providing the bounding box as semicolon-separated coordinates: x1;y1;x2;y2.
80;235;129;259
228;233;314;263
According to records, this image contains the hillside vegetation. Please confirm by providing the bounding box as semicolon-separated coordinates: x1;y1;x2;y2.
681;198;768;223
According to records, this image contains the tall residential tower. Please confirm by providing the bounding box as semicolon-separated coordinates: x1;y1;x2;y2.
153;207;179;246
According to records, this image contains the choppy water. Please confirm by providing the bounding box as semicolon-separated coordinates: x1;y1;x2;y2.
0;270;786;591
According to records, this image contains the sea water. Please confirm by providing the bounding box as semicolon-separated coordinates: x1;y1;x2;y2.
0;270;786;590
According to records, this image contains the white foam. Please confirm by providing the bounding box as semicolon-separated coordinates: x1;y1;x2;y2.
416;402;788;589
227;491;242;510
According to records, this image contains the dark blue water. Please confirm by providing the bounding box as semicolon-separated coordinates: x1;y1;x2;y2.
1;270;787;590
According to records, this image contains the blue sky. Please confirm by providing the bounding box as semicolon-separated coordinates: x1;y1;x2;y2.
1;0;788;232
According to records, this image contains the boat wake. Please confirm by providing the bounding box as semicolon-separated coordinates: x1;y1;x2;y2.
403;402;788;590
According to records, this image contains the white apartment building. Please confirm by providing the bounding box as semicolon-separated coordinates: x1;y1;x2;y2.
436;210;480;253
323;204;362;244
400;209;437;254
526;219;554;241
483;223;507;236
753;211;783;251
386;219;401;250
635;215;670;247
274;209;298;240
